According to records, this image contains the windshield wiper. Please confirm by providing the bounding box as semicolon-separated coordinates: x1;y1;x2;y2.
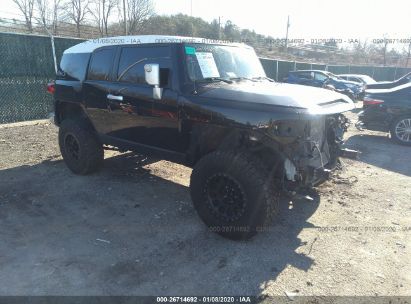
252;76;275;82
229;77;257;82
199;77;233;84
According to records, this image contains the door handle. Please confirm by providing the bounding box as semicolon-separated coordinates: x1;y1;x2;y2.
107;94;123;101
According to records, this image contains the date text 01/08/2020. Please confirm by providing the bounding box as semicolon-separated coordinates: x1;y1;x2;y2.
156;296;253;303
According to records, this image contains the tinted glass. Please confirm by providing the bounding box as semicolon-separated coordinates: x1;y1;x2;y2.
88;48;115;81
59;53;90;81
297;72;313;79
117;46;171;86
184;44;265;81
315;73;328;81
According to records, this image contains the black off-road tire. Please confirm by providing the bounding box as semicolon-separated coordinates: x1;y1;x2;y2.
390;116;411;146
190;150;280;240
58;119;104;175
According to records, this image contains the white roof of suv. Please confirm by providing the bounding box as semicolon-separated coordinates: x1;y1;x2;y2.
64;35;246;54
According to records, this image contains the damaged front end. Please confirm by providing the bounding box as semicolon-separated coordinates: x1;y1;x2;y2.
267;113;354;189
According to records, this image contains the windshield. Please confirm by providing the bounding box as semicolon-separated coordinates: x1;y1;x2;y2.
324;71;341;80
184;44;266;82
360;75;376;84
398;72;411;81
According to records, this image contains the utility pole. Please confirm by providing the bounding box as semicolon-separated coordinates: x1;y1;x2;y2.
218;16;221;40
123;0;127;35
190;0;194;36
285;15;290;52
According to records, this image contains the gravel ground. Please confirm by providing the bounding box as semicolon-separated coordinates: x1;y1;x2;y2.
0;110;410;298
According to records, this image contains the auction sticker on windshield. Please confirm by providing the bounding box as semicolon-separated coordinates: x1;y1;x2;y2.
195;52;220;78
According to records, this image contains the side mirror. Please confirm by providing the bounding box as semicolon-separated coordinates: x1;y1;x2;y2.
144;64;162;100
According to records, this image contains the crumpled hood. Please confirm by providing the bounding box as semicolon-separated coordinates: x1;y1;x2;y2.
198;81;355;115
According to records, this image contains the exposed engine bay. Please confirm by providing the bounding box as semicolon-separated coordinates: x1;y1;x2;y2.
273;114;351;187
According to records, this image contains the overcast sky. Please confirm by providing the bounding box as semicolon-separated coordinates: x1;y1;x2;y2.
2;0;411;48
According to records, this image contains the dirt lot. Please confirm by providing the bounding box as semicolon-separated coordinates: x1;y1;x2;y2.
0;110;410;298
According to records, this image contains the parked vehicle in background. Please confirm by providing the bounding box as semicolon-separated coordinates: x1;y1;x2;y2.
357;83;411;146
338;74;376;85
285;70;364;100
365;72;411;90
50;35;356;240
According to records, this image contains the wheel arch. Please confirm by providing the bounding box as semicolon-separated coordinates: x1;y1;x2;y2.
55;101;96;131
186;124;287;174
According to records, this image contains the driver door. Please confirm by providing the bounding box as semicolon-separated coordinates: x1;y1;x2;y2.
107;45;181;151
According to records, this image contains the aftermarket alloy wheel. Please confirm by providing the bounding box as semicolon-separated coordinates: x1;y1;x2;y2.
190;150;280;240
390;116;411;146
58;119;104;174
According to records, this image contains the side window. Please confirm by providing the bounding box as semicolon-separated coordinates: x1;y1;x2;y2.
117;46;171;86
297;72;313;80
88;48;115;81
314;73;328;81
59;53;90;81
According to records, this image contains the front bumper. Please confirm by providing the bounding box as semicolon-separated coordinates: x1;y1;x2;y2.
282;114;352;188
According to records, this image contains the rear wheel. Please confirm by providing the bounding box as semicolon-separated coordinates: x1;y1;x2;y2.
390;116;411;146
58;119;104;174
190;150;280;240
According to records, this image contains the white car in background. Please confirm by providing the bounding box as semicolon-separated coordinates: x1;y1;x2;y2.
338;74;376;85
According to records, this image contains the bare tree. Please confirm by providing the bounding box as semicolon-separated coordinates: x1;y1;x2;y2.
126;0;154;34
351;39;371;64
65;0;90;37
12;0;35;32
50;0;63;34
89;0;117;36
35;0;63;34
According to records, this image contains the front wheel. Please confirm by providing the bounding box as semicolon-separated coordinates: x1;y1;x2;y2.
190;150;280;240
390;116;411;146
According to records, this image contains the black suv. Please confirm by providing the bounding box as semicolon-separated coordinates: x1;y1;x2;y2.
51;35;355;240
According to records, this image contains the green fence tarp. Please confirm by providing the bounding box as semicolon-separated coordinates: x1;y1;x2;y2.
260;58;277;80
327;65;350;74
277;60;295;81
0;33;84;123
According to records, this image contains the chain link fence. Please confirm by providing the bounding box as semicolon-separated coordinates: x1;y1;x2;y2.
1;32;411;124
260;58;411;82
0;32;84;124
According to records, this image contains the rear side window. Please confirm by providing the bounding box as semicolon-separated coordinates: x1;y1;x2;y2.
59;53;90;81
117;46;171;86
88;48;115;81
297;72;313;80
